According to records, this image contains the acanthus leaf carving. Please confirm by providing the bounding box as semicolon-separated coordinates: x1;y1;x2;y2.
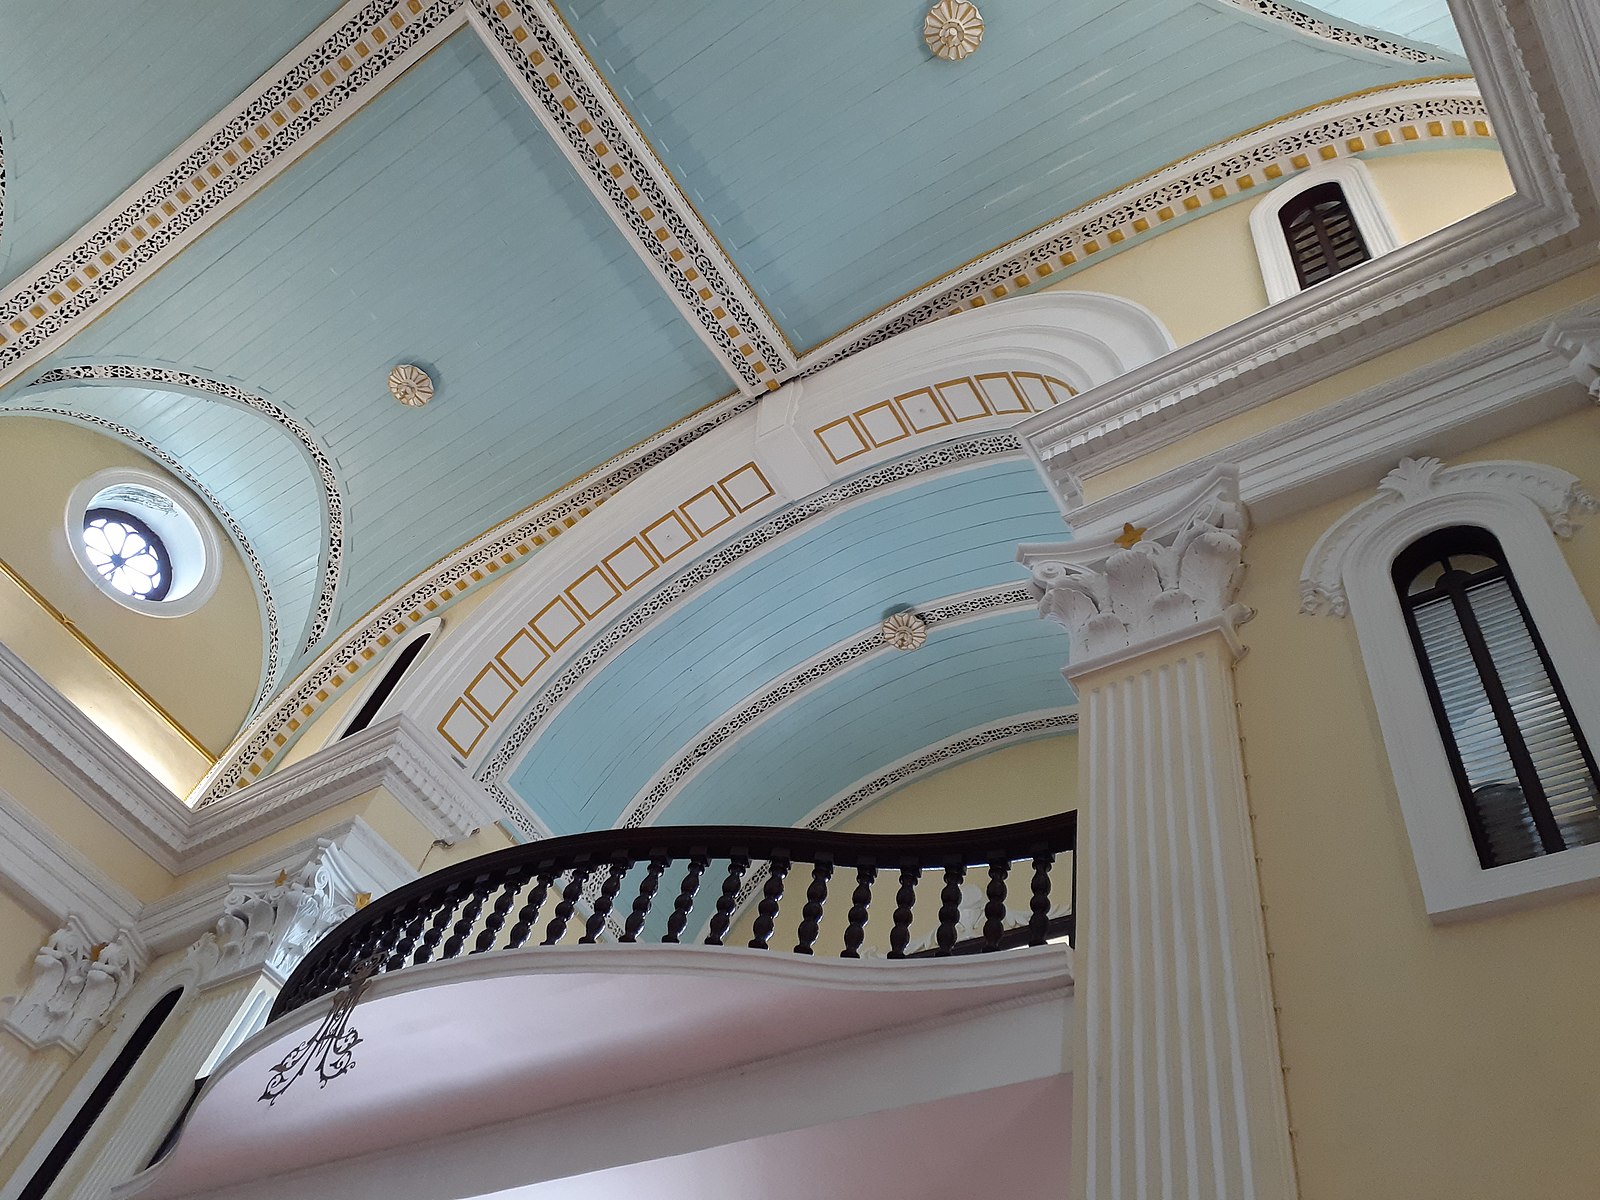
195;841;366;986
3;916;144;1053
1020;465;1252;665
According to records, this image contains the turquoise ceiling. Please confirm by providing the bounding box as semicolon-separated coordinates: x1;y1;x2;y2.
1304;0;1464;57
507;458;1070;835
35;29;729;667
665;610;1073;830
0;0;332;285
560;0;1458;348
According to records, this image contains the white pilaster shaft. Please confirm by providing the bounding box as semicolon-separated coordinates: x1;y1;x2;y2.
1073;629;1294;1200
0;1035;67;1158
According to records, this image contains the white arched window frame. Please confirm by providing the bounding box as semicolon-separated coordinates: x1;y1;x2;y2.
1301;457;1600;920
1249;158;1400;304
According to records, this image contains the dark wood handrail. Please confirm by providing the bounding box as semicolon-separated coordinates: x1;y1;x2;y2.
271;812;1076;1021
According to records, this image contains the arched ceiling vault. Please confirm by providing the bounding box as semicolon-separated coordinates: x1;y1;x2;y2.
0;0;1476;807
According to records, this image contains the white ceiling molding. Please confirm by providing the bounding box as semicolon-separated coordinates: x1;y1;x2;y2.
798;79;1494;376
467;0;792;393
1206;0;1450;63
1062;302;1600;538
1017;0;1594;507
0;641;495;876
1527;0;1600;206
28;363;347;660
0;0;470;390
619;585;1040;831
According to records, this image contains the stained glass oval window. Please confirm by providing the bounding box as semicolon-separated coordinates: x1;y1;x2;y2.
81;507;173;602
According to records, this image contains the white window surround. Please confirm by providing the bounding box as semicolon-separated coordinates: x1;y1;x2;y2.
1249;158;1400;304
1301;457;1600;920
64;467;222;618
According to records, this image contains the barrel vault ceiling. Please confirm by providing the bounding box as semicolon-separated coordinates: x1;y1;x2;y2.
0;0;1468;829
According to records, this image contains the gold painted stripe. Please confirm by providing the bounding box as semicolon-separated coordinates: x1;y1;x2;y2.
0;556;217;764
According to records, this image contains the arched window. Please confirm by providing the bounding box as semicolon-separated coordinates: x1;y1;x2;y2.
1249;159;1399;304
1392;525;1600;869
334;617;442;741
17;989;184;1200
1278;181;1371;289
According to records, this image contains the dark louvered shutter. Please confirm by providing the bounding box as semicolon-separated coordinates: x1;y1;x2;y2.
1279;181;1371;289
1394;527;1600;869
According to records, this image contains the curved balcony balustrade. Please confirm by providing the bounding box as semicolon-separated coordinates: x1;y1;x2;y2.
272;812;1076;1021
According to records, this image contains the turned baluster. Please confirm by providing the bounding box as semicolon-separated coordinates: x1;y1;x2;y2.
793;858;833;955
543;863;593;945
981;858;1010;952
414;884;462;965
368;902;413;972
388;890;437;971
622;856;670;943
506;871;557;949
887;864;921;960
663;855;707;943
581;856;631;943
935;863;967;956
748;856;790;950
442;873;493;959
840;864;877;958
473;866;528;953
705;855;750;946
1028;850;1055;945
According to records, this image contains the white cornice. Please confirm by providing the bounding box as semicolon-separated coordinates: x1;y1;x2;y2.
1062;304;1600;536
0;644;496;876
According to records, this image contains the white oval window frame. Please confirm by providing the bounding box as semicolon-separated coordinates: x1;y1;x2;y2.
66;467;223;617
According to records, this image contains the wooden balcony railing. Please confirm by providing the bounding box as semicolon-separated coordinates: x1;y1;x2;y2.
270;812;1076;1021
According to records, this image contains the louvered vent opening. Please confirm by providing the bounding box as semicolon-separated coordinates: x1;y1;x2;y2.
1396;527;1600;869
1279;181;1371;289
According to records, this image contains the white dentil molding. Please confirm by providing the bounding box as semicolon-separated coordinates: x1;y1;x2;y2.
1248;157;1401;305
1297;455;1600;920
1061;304;1600;537
1018;466;1252;674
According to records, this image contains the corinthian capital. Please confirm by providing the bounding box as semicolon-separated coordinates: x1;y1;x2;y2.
1017;465;1251;671
1543;316;1600;400
3;916;144;1053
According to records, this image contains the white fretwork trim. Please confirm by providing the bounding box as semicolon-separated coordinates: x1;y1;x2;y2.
619;585;1040;830
28;363;347;661
1300;456;1600;920
1208;0;1451;63
1248;158;1401;304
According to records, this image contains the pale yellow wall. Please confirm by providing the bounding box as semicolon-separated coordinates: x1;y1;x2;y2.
837;733;1078;834
1233;408;1600;1199
0;417;264;774
0;891;53;998
0;731;173;904
1039;146;1516;362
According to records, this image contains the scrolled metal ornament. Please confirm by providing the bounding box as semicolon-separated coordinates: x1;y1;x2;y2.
259;957;381;1106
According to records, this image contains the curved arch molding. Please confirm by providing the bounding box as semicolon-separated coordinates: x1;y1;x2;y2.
191;291;1169;805
0;406;280;716
30;363;345;657
1208;0;1451;64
